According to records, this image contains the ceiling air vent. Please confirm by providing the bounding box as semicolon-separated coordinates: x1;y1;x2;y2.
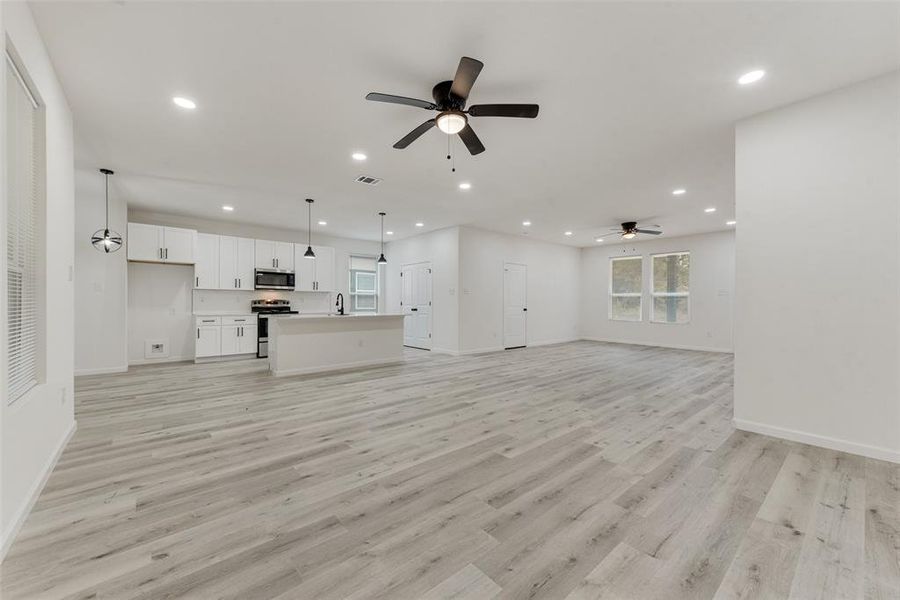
355;175;383;186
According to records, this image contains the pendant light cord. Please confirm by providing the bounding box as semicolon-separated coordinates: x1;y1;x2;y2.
104;172;110;230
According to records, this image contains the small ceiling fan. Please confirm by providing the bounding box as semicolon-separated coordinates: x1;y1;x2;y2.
365;56;539;156
608;221;662;239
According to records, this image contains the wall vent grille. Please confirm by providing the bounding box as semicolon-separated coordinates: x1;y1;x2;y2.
355;175;383;186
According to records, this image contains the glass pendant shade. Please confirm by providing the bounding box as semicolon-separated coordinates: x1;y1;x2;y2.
92;168;122;253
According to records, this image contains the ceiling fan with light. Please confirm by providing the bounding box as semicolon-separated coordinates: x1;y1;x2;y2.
365;56;539;156
608;221;662;240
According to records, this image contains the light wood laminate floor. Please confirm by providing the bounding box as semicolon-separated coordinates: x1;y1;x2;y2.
2;342;897;599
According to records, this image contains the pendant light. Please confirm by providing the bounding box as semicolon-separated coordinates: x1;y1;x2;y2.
91;168;123;253
377;212;387;265
303;198;316;259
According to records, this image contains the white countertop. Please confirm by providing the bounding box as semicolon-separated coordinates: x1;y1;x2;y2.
275;313;405;322
193;310;256;316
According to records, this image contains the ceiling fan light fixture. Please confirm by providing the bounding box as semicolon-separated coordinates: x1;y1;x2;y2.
622;232;637;240
436;111;467;135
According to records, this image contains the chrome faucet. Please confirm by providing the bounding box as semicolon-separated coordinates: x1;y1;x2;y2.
335;293;345;315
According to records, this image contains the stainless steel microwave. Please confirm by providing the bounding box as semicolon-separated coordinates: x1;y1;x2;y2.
254;269;295;290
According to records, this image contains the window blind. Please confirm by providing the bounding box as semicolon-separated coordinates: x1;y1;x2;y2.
349;255;377;272
6;55;40;404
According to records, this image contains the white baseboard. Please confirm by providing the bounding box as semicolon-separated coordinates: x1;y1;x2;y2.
128;355;193;366
74;365;128;377
581;336;733;354
1;420;77;562
733;418;900;464
271;357;403;377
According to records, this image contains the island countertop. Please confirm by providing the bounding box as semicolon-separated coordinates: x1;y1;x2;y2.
274;313;405;322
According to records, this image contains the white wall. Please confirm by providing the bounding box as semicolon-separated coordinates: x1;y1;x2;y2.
384;227;459;353
458;226;580;353
1;3;76;558
734;71;900;463
126;210;381;364
74;167;127;375
580;231;735;353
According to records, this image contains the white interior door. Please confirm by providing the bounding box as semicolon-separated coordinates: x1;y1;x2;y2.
401;262;432;350
503;263;527;349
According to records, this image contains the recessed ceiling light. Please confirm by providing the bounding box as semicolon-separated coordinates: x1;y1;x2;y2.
738;69;765;85
705;207;717;213
726;220;736;226
564;231;573;236
458;182;472;190
172;96;196;109
386;231;394;235
221;205;234;212
522;221;531;227
595;237;604;243
415;222;424;227
318;220;327;226
352;152;367;161
672;188;686;196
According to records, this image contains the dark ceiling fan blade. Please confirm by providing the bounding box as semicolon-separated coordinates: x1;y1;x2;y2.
449;57;484;101
635;229;663;235
366;92;436;110
458;124;485;155
468;104;539;118
393;119;436;149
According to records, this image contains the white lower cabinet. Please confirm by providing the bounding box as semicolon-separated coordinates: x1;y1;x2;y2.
195;315;257;359
196;326;222;358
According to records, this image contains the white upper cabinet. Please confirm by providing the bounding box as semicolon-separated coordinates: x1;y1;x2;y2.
275;242;294;271
255;239;294;270
295;250;316;291
236;237;256;290
255;239;276;269
313;245;335;292
127;223;163;262
219;236;255;290
195;233;220;289
163;227;196;264
293;244;334;292
127;223;196;264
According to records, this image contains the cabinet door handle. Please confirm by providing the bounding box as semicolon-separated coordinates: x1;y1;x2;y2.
196;276;199;287
197;328;200;339
238;278;241;288
235;319;245;322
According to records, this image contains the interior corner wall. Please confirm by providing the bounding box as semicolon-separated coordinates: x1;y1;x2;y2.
457;226;580;353
74;167;127;375
580;230;735;353
734;71;900;463
384;227;459;354
1;2;76;559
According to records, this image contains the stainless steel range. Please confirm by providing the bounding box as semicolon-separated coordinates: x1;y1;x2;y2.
251;299;298;358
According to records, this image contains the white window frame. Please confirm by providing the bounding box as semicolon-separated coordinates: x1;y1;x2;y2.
650;251;691;324
608;256;643;322
348;255;379;314
5;49;45;406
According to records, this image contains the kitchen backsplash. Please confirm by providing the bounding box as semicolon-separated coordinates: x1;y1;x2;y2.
192;289;333;313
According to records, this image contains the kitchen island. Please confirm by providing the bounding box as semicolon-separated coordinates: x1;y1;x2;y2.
267;313;406;376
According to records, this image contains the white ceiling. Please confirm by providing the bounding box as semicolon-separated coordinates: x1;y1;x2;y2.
32;1;900;245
